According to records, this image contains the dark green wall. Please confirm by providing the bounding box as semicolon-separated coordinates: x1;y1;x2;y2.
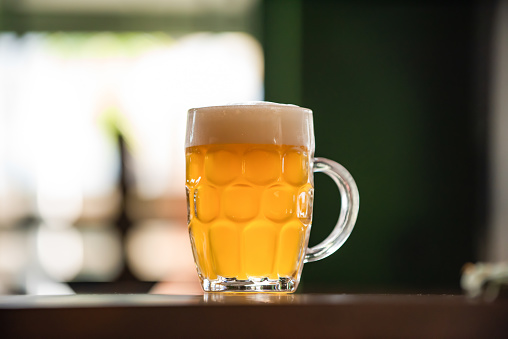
264;0;490;292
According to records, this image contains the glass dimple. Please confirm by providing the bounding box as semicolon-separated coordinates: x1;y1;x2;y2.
189;220;216;280
262;184;295;222
223;184;259;222
194;186;220;223
283;149;309;186
243;221;277;278
277;221;305;277
297;185;314;226
209;221;241;278
244;149;281;185
205;148;241;185
186;151;204;187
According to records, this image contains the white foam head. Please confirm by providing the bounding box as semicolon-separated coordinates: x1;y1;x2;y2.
185;102;314;148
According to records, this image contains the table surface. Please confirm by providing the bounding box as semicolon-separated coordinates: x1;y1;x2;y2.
1;293;507;338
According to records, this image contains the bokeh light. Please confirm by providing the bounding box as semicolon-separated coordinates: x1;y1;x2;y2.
0;30;263;294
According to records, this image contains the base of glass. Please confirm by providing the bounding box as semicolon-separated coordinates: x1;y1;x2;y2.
201;276;297;292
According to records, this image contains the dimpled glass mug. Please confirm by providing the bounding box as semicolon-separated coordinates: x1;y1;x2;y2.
185;102;359;292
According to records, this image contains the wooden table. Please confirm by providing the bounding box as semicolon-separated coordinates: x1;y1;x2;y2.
1;294;507;338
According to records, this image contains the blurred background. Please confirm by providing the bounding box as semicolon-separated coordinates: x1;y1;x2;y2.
0;0;506;295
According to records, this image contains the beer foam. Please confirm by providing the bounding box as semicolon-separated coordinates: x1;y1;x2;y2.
185;102;314;147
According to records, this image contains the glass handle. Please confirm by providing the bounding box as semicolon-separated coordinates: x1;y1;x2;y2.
304;157;360;263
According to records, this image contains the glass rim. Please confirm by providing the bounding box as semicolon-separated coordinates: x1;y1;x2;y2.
188;101;312;114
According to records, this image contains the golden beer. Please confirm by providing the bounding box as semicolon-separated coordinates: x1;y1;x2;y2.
186;143;313;286
186;102;359;292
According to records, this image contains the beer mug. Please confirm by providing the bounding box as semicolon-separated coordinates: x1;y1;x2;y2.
185;102;359;292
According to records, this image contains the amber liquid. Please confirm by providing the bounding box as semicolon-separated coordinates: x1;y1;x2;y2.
186;143;314;285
